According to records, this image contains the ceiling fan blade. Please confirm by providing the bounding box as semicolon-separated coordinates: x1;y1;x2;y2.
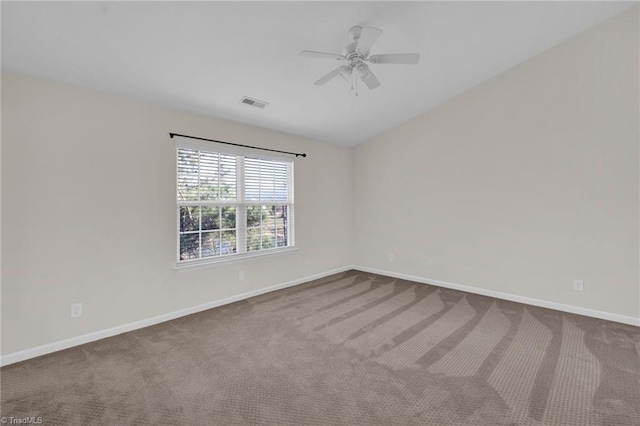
300;50;347;61
357;64;381;90
339;66;353;81
355;26;382;55
314;65;350;86
368;53;420;64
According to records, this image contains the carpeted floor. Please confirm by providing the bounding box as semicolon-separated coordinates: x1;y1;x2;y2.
2;270;639;425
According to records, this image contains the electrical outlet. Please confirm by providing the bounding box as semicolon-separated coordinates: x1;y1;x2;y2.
239;271;245;281
388;253;394;262
573;280;584;292
70;303;83;318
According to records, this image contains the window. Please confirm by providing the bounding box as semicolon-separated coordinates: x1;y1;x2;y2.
176;143;294;264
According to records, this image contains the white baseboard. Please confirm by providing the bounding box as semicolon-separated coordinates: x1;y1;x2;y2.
0;265;353;367
3;264;637;367
353;265;640;327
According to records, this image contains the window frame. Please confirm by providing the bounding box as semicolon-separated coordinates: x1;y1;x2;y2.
174;138;295;268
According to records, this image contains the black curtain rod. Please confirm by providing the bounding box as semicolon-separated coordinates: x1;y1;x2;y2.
169;132;307;158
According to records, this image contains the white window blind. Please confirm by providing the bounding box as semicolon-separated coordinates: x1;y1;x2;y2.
176;144;294;264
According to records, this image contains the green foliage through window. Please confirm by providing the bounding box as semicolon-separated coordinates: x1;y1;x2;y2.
177;146;293;262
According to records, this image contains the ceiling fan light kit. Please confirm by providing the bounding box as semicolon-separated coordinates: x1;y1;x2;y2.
300;25;420;94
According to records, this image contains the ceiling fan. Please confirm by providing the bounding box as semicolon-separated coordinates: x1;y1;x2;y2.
300;25;419;93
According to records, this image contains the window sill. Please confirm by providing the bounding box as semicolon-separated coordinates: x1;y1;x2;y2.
174;246;298;271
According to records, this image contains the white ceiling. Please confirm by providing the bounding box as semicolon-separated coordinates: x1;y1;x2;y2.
2;1;634;146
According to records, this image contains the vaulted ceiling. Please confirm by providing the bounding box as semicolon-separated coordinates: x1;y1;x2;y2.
2;2;633;146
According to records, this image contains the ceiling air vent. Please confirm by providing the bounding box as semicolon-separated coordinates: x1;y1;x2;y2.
240;96;268;109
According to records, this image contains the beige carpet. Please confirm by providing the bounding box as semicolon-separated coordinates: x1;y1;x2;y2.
2;270;639;425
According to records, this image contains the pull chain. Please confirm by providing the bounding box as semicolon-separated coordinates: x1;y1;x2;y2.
355;72;359;96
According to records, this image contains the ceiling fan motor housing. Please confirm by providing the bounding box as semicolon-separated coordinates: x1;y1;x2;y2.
343;42;361;59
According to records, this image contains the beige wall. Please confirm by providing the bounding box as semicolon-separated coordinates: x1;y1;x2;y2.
1;73;353;355
353;7;639;319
